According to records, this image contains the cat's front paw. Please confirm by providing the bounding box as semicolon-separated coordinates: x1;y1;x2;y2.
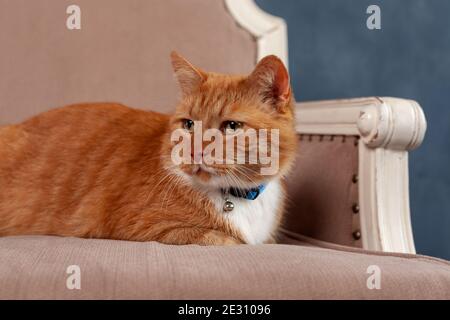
197;230;242;246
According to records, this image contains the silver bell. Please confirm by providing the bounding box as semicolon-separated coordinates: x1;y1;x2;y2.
223;200;234;212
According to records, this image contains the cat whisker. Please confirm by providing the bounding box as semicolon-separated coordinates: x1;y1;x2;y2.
232;166;260;188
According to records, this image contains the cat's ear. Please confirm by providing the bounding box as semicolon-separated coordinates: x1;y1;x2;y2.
170;51;206;96
248;55;291;113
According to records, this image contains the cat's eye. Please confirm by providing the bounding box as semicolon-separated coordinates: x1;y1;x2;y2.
222;121;243;132
182;119;194;131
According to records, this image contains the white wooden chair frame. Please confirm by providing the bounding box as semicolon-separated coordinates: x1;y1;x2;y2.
226;0;427;254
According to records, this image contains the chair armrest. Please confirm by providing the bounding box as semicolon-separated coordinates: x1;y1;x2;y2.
295;97;427;254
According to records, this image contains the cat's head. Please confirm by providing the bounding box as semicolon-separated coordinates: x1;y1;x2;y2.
162;52;297;189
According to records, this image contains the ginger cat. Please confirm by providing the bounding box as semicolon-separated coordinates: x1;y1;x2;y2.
0;52;297;245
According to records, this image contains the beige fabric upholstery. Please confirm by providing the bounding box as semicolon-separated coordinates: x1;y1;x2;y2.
284;135;361;247
0;235;449;299
0;0;256;125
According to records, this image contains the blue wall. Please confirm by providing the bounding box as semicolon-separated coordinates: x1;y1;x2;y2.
256;0;450;260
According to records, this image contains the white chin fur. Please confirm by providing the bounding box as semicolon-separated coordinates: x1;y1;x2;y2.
207;179;282;245
170;165;281;244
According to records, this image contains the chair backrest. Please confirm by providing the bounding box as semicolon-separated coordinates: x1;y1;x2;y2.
0;0;263;124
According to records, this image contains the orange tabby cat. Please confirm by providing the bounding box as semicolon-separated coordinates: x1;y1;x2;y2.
0;52;297;245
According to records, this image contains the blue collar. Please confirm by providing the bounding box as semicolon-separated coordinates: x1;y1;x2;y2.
225;184;267;200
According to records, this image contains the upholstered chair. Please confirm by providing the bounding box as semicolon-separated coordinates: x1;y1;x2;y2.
0;0;448;299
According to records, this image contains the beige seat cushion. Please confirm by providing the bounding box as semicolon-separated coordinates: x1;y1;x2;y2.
0;235;449;299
